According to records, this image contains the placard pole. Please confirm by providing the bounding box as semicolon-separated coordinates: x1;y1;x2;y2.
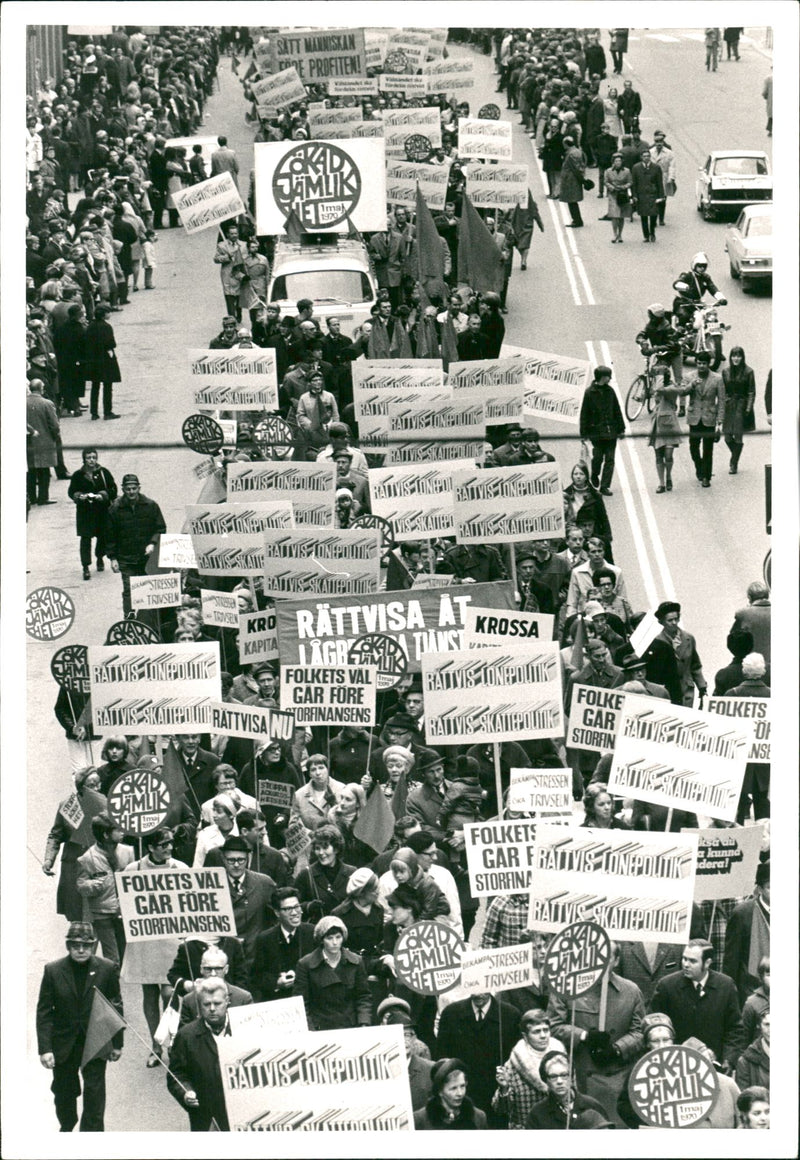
598;970;609;1032
665;807;674;833
507;545;519;603
493;742;504;820
566;999;576;1132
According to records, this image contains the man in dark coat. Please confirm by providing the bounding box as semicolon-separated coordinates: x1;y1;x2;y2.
723;861;770;1003
724;654;771;821
36;921;124;1132
643;600;707;706
456;313;491;360
617;79;642;133
250;886;316;1001
579;365;625;495
177;945;253;1027
730;581;771;663
167;978;230;1131
558;136;587;227
83;305;121;419
68;448;117;579
52;302;86;415
172;733;220;813
651;939;744;1070
148;137;169;229
220;836;276;969
436;992;518;1124
630;148;665;242
105;473;166;615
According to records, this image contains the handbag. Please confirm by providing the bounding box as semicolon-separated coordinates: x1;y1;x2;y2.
154;995;182;1051
665;179;677;197
615;188;630;206
583;178;595;191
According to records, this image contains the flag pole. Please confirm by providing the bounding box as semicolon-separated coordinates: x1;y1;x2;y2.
89;987;194;1095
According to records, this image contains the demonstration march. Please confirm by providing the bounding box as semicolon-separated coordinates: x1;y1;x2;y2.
13;7;797;1149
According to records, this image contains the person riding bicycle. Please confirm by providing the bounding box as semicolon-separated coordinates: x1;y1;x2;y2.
636;303;684;388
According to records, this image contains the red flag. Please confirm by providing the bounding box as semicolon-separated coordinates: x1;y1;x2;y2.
390;321;414;358
81;988;126;1067
415;314;440;359
570;615;586;671
415;183;449;305
390;770;408;820
283;209;305;242
161;740;194;822
353;786;395;853
440;315;459;372
346;215;364;244
458;193;504;294
367;318;392;359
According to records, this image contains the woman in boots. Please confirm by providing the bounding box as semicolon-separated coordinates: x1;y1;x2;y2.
721;346;756;474
648;368;692;493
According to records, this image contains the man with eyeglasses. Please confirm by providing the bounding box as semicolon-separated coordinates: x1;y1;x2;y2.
36;921;124;1132
220;835;276;971
250;887;315;1002
178;946;253;1026
527;1051;611;1129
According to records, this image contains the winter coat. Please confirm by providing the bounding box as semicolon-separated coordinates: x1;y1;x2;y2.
214;237;248;295
76;842;135;917
721;363;756;438
68;463;117;536
579;382;626;439
293;946;372;1030
630;161;665;216
414;1095;487;1130
26;392;61;468
558;146;587;203
83;318;121;383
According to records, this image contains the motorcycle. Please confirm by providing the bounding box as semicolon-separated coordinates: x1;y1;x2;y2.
672;280;730;370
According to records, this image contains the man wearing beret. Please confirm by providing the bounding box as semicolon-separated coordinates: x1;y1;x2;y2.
105;474;166;615
36;922;124;1131
643;600;707;706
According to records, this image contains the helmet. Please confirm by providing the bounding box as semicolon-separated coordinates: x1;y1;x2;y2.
647;303;666;317
691;252;709;269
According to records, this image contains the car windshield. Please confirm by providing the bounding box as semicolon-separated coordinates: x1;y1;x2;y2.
270;270;373;304
714;157;769;176
744;215;772;237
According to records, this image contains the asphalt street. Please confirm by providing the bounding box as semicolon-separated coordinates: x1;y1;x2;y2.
23;30;774;1133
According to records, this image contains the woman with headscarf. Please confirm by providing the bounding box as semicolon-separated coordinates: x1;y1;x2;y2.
414;1058;488;1129
387;848;450;921
332;868;386;976
42;767;108;920
493;1009;567;1128
192;793;238;866
294;824;356;920
327;783;374;867
721;346;756;475
293;915;372;1031
291;753;345;832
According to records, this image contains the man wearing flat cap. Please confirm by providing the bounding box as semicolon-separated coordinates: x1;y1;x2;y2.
36;922;124;1132
643;600;707;706
616;651;670;699
105;474;166;615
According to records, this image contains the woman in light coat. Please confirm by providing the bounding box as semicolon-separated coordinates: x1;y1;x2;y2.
647;368;692;492
604;152;633;242
239;239;270;328
602;87;623;141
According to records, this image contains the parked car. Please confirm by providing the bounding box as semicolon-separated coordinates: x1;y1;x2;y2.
267;236;377;338
696;150;772;220
724;203;773;289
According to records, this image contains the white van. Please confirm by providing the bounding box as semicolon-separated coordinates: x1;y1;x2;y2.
267;236;377;337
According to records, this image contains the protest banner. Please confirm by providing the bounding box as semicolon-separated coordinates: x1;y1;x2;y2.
275;27;367;81
392;920;464;994
116;866;236;943
228;996;308;1036
463;817;571;898
527;825;699;941
254;138;387;234
106;768;171;836
364;28;389;70
253;38;278;73
386;439;485;465
258;779;295;810
280;665;377;726
410;574;455;589
683;825;763;902
608;694;754;823
379;74;428;97
627;1045;720;1128
88;643;221;735
187;348;279;412
312;121;378;141
457;118;513;161
383;108;442;155
217;1024;413;1131
463;605;555;647
262;528;381;597
464;162;529;209
157;533;198;570
275;580;516;671
285;815;313;862
448;358;525;426
421;641;563;745
425;28;449;60
171;171;246;234
67;25;112;33
385;160;451;210
347;632;409;690
387;391;485;444
629;611;661;657
186;502;294;536
308;105;363;132
208;701;295;743
25;587;75;642
58;793;85;830
478;102;501;120
50;644;90;695
227;461;336;528
503;344;592;425
191;534;270;577
508;768;573;813
369;459;474;542
252;415;294;458
707;696;771;762
385;28;432;72
459;943;535;996
453;463;564;544
251;66;307;109
328;77;379;96
238;608;280;664
543;921;612;1000
566;685;626;752
165;136;217;172
352;359;445;420
105;618;161;646
130;573;182;611
182;413;224;455
424;56;475;93
201;590;239;629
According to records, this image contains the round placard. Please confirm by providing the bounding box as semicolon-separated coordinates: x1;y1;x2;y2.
253;415;294;459
384;48;410;74
26;587;75;641
50;644;90;695
182;414;225;455
347;632;409;691
393;920;464;995
107;768;171;836
627;1045;720;1128
404;133;432;163
273;141;362;232
105;618;162;646
351;513;395;556
478;103;501;120
543;920;612;1000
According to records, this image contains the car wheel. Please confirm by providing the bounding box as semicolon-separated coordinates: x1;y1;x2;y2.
701;200;715;222
729;258;740;280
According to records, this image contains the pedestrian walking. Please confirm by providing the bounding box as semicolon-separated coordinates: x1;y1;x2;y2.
705;28;721;71
651;131;677;225
618;79;642;134
724;28;743;61
540;116;566;198
604;153;632;241
630;149;665;242
27;379;61;505
686;350;725;487
83;305;121;420
609;29;628;74
579;365;625;495
104;474;166;615
210;135;239;188
214;223;248;321
722;346;756;474
647;370;692;493
762;71;772;134
68;448;117;579
602;87;623;141
559;136;587;227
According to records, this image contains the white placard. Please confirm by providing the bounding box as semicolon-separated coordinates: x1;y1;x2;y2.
228;996;308;1035
171;171;246;235
251;66;307;109
275;27;368;82
239;608;279;664
187;348;278;412
464;161;529;209
262;528;381;596
453;463;564;544
448;358;525;426
503;345;592;426
424;57;475;93
383;108;442;154
116;866;235;942
385;160;451;210
157;533;198;570
459;942;535;994
457;118;513;161
706;697;771;762
369;459;473;542
89;643;220;735
227;461;336;528
328;77;379;96
201;590;239;629
129;573;182;611
508;767;573;813
280;664;377;726
464;605;555;646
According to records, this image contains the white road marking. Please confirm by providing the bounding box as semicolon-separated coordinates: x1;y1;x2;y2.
574;255;596;306
532;150;583;305
586;341;659;608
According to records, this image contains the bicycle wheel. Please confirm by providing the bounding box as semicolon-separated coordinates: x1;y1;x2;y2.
625;374;648;421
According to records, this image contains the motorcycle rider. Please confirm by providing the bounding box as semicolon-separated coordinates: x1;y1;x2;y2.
636;303;684;388
672;253;727;412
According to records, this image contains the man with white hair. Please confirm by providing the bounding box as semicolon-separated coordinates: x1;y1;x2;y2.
167;977;230;1131
178;946;253;1026
725;653;770;822
730;582;771;664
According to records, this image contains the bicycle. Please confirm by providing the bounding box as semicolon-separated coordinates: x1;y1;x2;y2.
625;347;673;421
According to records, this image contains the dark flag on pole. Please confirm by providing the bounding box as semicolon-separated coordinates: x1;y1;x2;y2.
415;183;449;306
440;315;459;372
458;193;504;294
283;209;305;243
81;988;125;1067
353;784;396;853
511;190;544;255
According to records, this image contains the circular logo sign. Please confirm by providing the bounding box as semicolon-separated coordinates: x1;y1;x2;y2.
51;644;90;695
384;48;410;74
183;414;224;455
107;768;171;836
478;103;501;121
253;415;294;459
628;1045;720;1128
543;920;612;1000
26;587;76;641
105;618;162;646
348;632;409;691
273;142;362;232
393;920;464;994
404;133;432;163
352;513;395;555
